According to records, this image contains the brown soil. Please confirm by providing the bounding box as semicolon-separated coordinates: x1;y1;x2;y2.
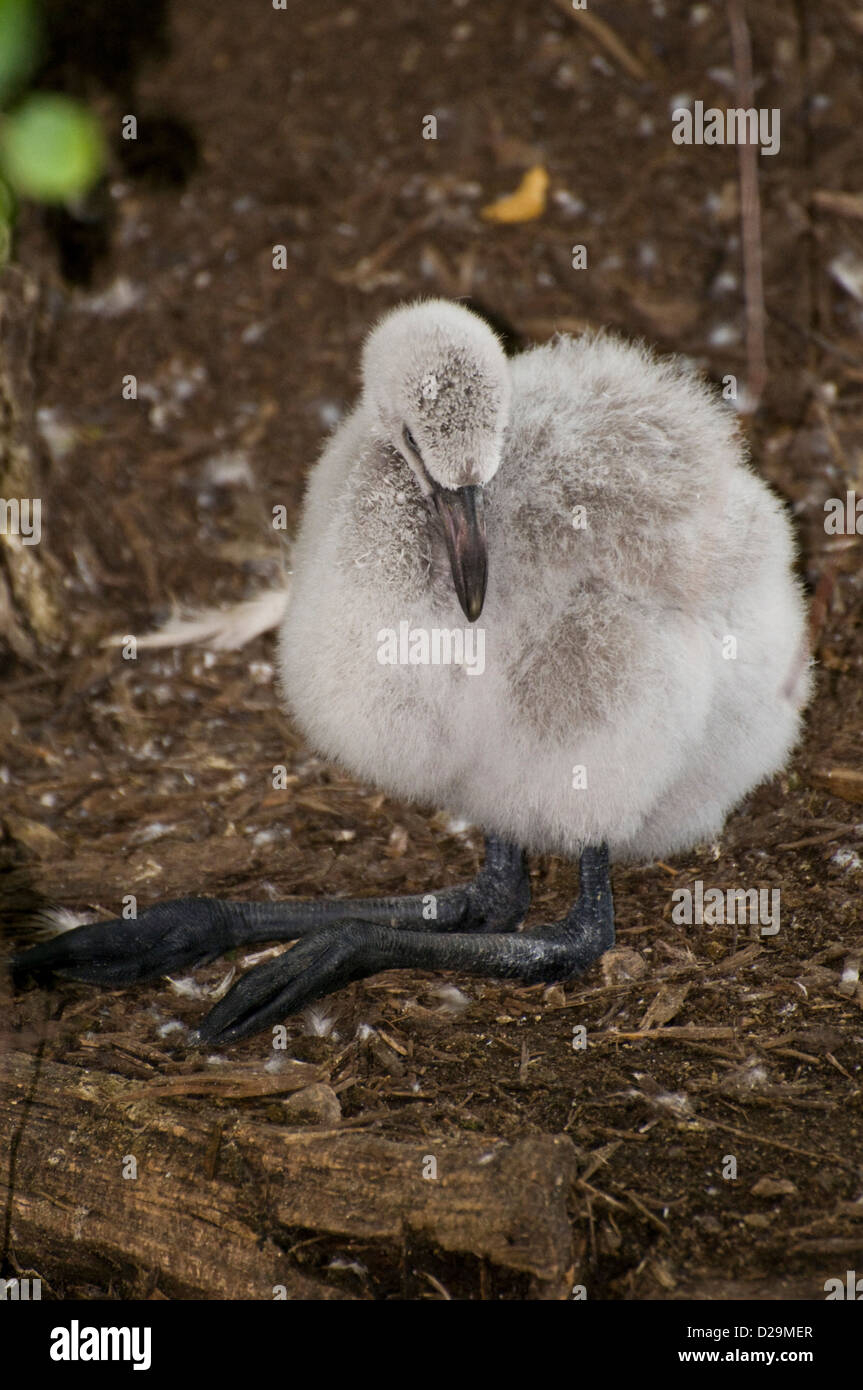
1;0;862;1300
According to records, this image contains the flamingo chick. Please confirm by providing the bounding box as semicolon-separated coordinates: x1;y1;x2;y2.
14;299;811;1044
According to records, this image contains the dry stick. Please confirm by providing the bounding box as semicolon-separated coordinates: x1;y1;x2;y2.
423;1272;453;1301
589;1026;735;1042
703;1115;854;1170
728;0;767;411
552;0;649;82
731;0;822;707
610;1183;670;1235
812;189;863;221
777;829;855;851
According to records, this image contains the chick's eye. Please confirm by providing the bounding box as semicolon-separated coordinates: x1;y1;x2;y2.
402;425;419;455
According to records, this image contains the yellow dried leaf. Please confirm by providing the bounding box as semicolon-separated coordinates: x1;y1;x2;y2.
481;165;549;223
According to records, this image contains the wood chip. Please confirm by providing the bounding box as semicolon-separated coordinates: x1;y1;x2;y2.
600;946;648;985
3;813;67;858
715;943;763;975
813;767;863;804
752;1176;798;1198
639;982;691;1030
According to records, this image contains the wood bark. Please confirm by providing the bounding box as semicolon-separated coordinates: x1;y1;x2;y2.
0;267;61;663
0;1049;577;1299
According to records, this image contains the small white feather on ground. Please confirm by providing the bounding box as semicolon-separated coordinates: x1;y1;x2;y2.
166;967;236;1000
101;585;290;652
302;1006;338;1038
432;984;471;1013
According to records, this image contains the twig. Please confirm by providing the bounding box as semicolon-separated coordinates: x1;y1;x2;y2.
703;1115;855;1169
777;829;857;850
552;0;649;82
589;1025;735;1042
812;189;863;221
422;1272;452;1300
610;1183;670;1235
728;0;767;410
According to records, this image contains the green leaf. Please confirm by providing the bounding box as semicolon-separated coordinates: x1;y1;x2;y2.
0;93;105;202
0;0;40;105
0;175;13;220
0;177;13;263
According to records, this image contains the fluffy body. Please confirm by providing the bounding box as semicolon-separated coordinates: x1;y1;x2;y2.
279;302;810;861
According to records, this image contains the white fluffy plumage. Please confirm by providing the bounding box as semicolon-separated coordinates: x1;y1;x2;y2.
279;298;811;861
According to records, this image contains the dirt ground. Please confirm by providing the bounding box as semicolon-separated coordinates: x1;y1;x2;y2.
1;0;862;1300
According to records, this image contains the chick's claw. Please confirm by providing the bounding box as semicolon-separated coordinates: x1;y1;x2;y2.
12;898;235;987
196;923;378;1046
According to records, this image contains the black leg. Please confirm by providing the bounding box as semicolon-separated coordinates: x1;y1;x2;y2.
11;836;530;987
196;845;614;1046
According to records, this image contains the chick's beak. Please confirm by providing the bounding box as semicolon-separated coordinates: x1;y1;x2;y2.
431;484;487;623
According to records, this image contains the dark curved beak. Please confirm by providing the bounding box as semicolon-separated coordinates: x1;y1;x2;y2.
431;484;487;623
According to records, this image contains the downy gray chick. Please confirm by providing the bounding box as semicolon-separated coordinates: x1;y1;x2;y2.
15;299;811;1044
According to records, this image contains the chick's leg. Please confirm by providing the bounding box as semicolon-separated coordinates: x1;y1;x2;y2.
197;845;613;1046
11;837;530;988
